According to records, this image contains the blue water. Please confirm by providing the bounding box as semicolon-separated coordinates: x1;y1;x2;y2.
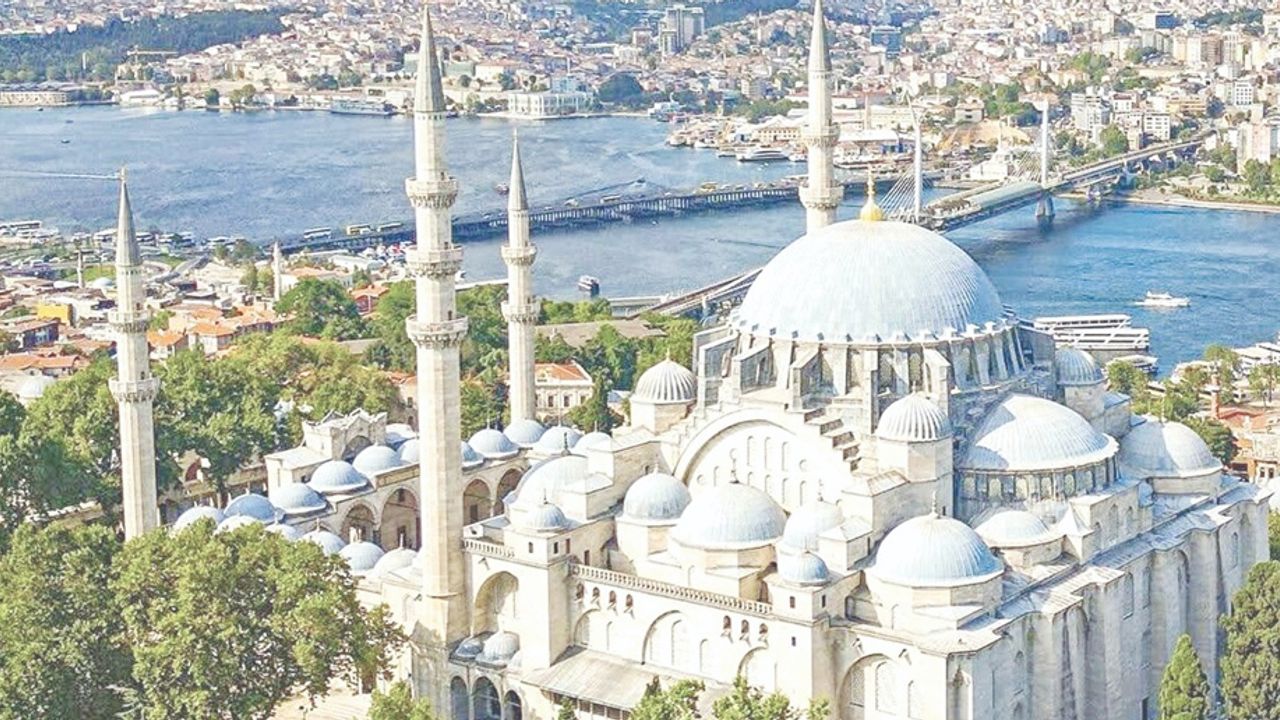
1;106;1277;371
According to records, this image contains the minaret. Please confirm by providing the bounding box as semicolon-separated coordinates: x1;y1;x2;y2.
404;5;469;644
799;0;843;233
271;241;284;302
109;170;160;539
502;131;538;423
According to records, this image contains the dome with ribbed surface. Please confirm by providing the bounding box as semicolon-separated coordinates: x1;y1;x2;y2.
308;460;368;495
1118;419;1221;479
778;549;830;585
460;441;484;469
572;431;614;455
535;426;583;455
634;359;697;404
339;541;386;572
1055;347;1103;386
353;445;403;475
622;472;691;523
872;513;1002;586
736;219;1006;344
973;509;1054;547
504;419;547;448
962;394;1115;472
269;483;328;516
478;631;520;666
673;483;786;550
455;637;484;660
469;428;519;460
877;393;953;442
369;547;417;577
302;529;346;555
781;501;845;551
265;523;304;541
174;505;224;531
224;493;279;523
515;502;569;532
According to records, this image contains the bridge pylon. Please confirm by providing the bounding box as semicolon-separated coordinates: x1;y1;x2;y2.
1035;191;1055;226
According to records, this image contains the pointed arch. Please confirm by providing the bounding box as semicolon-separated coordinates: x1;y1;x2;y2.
474;571;520;635
739;648;777;693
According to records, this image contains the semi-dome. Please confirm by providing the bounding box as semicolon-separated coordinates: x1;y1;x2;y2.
302;529;346;555
634;359;696;404
478;631;520;666
455;636;484;660
962;394;1115;472
461;441;484;469
973;509;1054;547
265;523;304;541
469;428;519;460
672;483;786;550
735;219;1005;344
398;438;420;464
778;550;830;585
353;445;403;475
173;505;224;531
622;472;691;523
1055;347;1103;386
572;431;614;455
1118;419;1221;479
384;422;416;447
504;419;547;448
15;374;55;402
269;483;328;516
781;501;845;551
534;426;583;455
223;493;279;523
307;460;368;495
215;515;262;534
339;541;386;572
369;547;417;578
877;393;953;442
515;502;569;532
872;513;1002;586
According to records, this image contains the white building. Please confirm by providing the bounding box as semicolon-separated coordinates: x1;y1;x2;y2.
506;91;593;118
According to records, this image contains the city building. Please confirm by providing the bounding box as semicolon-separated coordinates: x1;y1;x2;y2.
658;5;705;55
534;361;594;421
506;91;593;118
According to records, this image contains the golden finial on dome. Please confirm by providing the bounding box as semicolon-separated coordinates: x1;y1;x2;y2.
860;172;884;222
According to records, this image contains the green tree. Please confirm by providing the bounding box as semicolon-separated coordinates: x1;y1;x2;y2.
367;680;437;720
366;280;415;373
0;523;130;720
1250;364;1280;406
1205;344;1241;404
1244;159;1271;193
462;377;506;437
1205;165;1226;183
1270;513;1280;560
597;73;646;107
21;356;123;497
1183;416;1237;465
1221;561;1280;720
1099;125;1129;156
1107;359;1151;409
241;262;260;296
556;698;577;720
567;372;617;432
1158;634;1211;720
712;676;797;720
276;278;367;340
148;308;174;332
112;521;405;720
631;678;703;720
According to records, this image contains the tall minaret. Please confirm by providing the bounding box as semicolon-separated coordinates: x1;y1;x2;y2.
271;241;284;302
799;0;843;233
109;170;160;539
404;5;469;645
502;131;538;423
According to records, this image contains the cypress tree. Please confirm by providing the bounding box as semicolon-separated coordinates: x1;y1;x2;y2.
1158;634;1210;720
1222;561;1280;720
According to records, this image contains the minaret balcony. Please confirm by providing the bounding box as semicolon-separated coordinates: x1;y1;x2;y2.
406;247;464;278
109;377;160;403
500;245;537;266
501;301;540;325
107;310;151;334
406;316;469;349
405;177;459;209
801;125;840;148
799;183;844;211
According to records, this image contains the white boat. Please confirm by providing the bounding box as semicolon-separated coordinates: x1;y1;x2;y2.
736;147;787;162
1136;291;1190;309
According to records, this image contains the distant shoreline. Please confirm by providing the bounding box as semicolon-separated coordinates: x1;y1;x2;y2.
1102;188;1280;216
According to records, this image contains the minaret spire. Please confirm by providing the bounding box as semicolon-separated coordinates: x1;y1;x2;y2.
404;1;469;645
502;130;538;423
799;0;843;233
109;169;160;539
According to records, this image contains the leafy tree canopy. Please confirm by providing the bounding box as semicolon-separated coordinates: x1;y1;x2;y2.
276;278;369;340
367;680;437;720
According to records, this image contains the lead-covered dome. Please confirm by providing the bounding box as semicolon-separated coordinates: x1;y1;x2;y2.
962;394;1115;472
478;631;520;666
622;472;691;523
269;483;328;516
877;393;952;442
397;438;420;464
302;529;346;555
672;483;786;549
736;219;1005;343
173;505;224;531
973;509;1054;547
265;523;304;541
781;501;844;551
515;502;569;532
353;445;402;475
633;359;696;404
369;547;417;578
872;513;1001;586
469;428;519;460
339;541;386;572
1055;347;1103;386
778;550;830;585
461;441;484;469
535;426;583;455
504;419;547;448
308;459;368;495
1118;419;1220;479
224;493;279;523
573;431;614;455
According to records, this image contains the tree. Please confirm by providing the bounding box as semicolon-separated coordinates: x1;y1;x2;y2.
1221;561;1280;720
1244;158;1270;193
0;524;130;720
276;278;367;340
631;678;703;720
1107;359;1151;410
1204;344;1241;404
712;676;797;720
597;73;646;107
567;372;617;432
556;698;576;720
241;262;260;296
1250;364;1280;406
112;521;404;720
20;356;124;500
367;681;437;720
1099;125;1129;156
462;376;506;437
1183;416;1237;465
1158;634;1211;720
1270;513;1280;560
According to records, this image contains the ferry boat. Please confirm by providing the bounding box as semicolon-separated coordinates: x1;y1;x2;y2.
1032;314;1132;332
329;98;394;116
1136;291;1190;309
716;147;738;158
1031;314;1149;353
1110;354;1159;376
578;275;601;297
736;147;787;162
494;183;510;195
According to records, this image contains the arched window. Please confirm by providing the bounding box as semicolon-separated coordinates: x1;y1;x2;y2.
722;615;732;635
845;596;856;620
502;691;522;720
740;619;750;638
591;588;600;603
758;623;768;642
450;677;470;720
472;678;501;720
875;662;898;713
625;594;634;611
608;591;616;607
574;584;584;601
1231;531;1241;568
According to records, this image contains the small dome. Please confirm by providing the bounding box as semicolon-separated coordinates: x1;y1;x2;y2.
1118;419;1221;479
215;515;262;534
504;419;547;448
15;374;55;401
398;438;420;464
962;394;1115;472
223;493;278;523
339;541;386;572
478;631;521;666
469;428;519;460
173;505;224;531
461;441;484;470
534;426;583;455
384;423;416;447
634;359;696;404
1055;347;1103;386
973;509;1054;547
268;483;327;516
622;472;692;523
572;431;614;455
877;393;952;442
455;636;484;660
302;529;346;555
510;454;599;509
672;483;786;550
781;501;844;551
778;550;830;585
265;523;304;541
370;547;417;577
516;502;569;532
307;460;368;495
872;514;1001;586
353;445;403;475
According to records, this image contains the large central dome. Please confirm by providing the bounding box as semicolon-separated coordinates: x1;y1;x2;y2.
735;219;1005;343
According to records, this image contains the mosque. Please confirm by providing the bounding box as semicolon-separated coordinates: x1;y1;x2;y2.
107;2;1271;719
